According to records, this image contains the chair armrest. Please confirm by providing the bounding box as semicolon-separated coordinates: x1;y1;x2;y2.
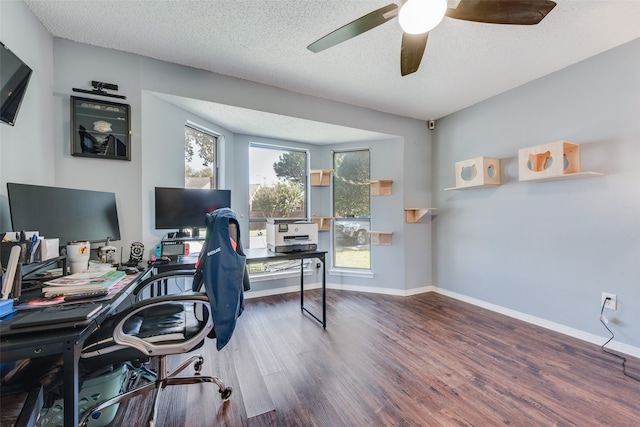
111;292;212;356
132;270;197;298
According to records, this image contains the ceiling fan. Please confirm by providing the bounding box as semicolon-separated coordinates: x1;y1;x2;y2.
307;0;557;76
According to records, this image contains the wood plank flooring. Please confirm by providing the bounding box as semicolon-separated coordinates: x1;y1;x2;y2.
107;290;640;426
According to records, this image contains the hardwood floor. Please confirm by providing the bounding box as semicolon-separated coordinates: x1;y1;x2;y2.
108;290;640;426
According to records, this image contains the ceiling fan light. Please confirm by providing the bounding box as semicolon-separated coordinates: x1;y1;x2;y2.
398;0;448;35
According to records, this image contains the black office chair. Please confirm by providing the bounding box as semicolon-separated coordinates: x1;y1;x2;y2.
78;208;249;427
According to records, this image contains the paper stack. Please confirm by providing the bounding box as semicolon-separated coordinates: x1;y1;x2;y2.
42;270;126;298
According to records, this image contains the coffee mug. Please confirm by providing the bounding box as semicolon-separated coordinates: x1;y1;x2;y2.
67;241;90;274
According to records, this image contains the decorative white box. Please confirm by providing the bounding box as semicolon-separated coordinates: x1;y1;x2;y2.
454;156;501;189
518;141;580;181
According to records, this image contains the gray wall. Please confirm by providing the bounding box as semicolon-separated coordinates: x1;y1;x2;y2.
140;92;238;255
3;1;638;355
433;38;640;352
0;1;55;229
1;2;433;297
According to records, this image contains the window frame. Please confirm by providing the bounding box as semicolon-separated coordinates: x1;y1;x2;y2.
184;122;219;189
248;142;310;231
248;143;311;277
331;148;371;271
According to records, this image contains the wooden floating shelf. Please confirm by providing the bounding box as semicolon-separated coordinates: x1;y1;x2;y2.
404;208;436;223
369;179;393;196
310;216;333;231
310;169;333;186
368;231;393;246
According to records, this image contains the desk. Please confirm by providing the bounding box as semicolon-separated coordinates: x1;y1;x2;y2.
244;248;327;328
0;270;150;427
154;249;328;328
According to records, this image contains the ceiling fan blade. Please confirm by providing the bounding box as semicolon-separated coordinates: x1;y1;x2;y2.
400;32;429;76
307;3;398;53
446;0;557;25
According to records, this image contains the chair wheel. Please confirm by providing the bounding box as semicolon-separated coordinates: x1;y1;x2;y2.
220;386;232;401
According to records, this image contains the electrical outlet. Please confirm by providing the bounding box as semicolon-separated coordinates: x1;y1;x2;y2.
601;292;617;310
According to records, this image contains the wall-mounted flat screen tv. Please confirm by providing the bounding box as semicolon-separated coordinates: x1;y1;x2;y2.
7;183;121;246
1;42;33;126
155;187;231;237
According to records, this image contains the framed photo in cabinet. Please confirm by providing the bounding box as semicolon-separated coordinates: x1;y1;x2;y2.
70;96;131;160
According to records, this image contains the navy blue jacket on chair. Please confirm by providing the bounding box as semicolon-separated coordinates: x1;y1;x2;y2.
195;207;250;351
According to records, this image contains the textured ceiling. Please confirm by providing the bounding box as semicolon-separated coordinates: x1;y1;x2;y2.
24;0;640;143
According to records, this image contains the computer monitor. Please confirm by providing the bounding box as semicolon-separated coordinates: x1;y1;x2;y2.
7;183;121;246
154;187;231;238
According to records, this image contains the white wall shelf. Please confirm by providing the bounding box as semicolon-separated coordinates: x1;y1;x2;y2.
445;156;501;191
444;183;500;191
522;171;605;182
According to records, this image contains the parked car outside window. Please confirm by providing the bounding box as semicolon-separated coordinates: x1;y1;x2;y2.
335;219;370;246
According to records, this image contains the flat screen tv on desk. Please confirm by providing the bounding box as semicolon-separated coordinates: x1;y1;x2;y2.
155;187;230;238
7;183;121;246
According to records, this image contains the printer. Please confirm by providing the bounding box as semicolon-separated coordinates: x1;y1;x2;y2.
266;219;318;253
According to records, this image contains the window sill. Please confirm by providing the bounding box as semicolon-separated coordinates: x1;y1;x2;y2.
328;268;374;279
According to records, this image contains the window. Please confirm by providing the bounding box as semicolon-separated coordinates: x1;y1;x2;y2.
248;143;308;274
184;124;218;189
333;149;371;270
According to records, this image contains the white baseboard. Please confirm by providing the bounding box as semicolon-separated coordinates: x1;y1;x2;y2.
433;287;640;359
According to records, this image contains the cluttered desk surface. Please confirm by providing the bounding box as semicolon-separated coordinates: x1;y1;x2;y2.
0;267;149;427
1;247;328;349
0;269;144;339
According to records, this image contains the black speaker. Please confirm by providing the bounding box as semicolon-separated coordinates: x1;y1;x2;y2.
126;242;144;265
